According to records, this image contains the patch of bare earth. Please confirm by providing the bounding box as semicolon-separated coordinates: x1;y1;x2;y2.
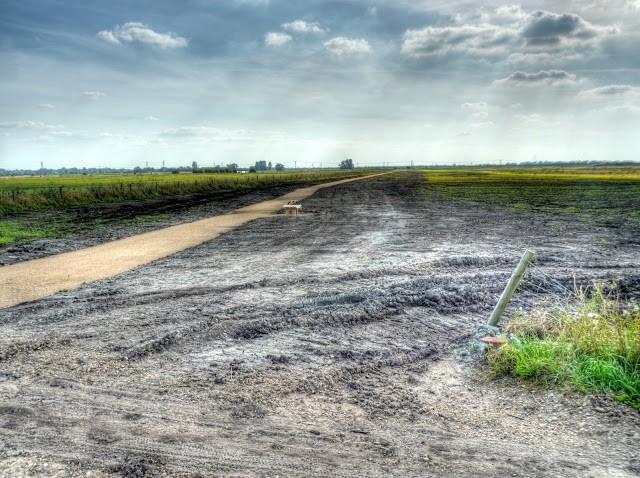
1;172;638;477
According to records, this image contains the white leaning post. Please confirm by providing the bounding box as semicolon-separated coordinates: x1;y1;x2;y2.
487;249;536;327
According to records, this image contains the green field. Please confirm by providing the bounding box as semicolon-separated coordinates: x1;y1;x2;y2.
421;166;640;231
0;169;380;213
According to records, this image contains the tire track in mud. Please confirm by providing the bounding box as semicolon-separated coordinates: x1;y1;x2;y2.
4;257;636;367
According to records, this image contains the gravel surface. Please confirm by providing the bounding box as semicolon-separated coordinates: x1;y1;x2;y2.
0;171;638;477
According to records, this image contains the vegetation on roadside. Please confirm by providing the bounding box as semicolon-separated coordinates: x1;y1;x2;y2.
0;212;175;245
421;166;640;231
0;169;381;213
487;283;640;408
0;221;48;243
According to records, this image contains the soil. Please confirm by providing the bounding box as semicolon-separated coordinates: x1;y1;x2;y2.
1;172;639;477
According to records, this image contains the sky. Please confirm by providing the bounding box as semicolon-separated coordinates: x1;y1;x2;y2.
1;0;639;170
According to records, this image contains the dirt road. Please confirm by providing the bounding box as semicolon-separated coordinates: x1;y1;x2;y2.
1;172;638;477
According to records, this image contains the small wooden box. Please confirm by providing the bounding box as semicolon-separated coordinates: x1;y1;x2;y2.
283;205;301;216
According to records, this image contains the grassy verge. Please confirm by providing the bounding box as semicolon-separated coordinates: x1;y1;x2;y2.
0;213;173;245
0;169;381;213
487;284;640;407
0;221;48;243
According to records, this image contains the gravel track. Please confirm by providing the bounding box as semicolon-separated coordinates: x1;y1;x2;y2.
0;172;638;477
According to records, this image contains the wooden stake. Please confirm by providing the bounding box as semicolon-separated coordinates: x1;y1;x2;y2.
488;249;535;327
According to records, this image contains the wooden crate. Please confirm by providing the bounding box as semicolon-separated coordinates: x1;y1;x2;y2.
283;205;301;216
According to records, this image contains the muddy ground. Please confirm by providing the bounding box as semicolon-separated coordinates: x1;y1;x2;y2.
1;171;639;477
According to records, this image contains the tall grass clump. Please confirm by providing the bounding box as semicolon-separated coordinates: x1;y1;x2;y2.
487;283;640;407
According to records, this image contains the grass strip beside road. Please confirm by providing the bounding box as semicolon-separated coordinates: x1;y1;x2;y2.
0;221;47;243
487;284;640;408
0;169;383;213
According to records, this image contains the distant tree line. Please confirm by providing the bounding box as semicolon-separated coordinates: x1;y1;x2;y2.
0;166;194;176
250;161;285;172
1;159;638;177
193;163;239;174
339;159;354;169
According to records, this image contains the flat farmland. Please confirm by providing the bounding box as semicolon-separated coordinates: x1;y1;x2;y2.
423;166;640;238
0;170;639;477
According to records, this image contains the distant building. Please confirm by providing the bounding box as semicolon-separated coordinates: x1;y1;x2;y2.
192;161;198;169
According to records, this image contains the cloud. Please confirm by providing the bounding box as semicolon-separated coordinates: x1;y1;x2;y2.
97;22;188;49
471;121;494;129
462;101;488;109
96;30;120;45
282;20;325;33
0;121;63;130
401;9;616;59
492;5;527;23
495;70;576;85
461;102;489;119
265;32;292;46
158;126;285;143
402;24;514;57
37;103;55;109
602;104;640;113
520;11;614;47
324;37;371;55
82;91;106;99
515;113;545;124
506;52;553;64
577;85;640;111
454;5;527;25
144;116;160;121
578;85;640;97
